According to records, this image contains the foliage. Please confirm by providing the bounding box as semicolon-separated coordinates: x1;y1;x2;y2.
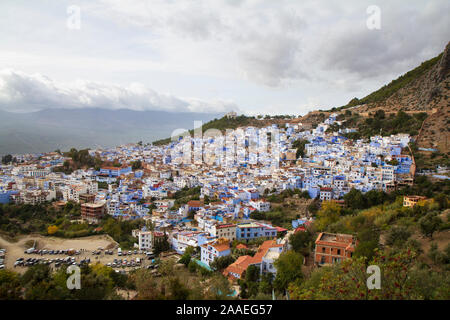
344;188;390;211
289;247;449;300
386;226;412;248
153;233;171;256
292;139;308;158
210;255;236;272
315;201;342;231
101;217;143;249
273;250;304;292
53;148;103;174
340;53;442;109
418;212;443;239
0;270;22;299
47;225;59;235
289;229;314;256
130;160;142;170
1;154;15;165
10;263;128;300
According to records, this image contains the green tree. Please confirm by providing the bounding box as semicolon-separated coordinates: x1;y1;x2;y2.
1;154;13;164
419;212;443;239
0;270;22;299
386;226;412;247
178;246;194;266
344;188;366;210
289;230;313;256
292;139;308;158
131;160;142;170
273;250;304;292
289;248;440;300
153;233;171;255
315;201;342;231
168;277;190;300
210;255;236;272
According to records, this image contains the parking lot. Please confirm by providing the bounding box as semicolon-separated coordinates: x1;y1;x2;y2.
0;234;179;274
14;248;157;273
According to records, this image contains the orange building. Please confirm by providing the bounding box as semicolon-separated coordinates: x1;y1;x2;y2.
314;232;358;266
403;195;427;207
223;240;283;280
81;202;105;224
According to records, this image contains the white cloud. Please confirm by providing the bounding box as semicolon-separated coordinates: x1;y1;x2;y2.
0;69;239;113
86;0;448;89
0;0;447;113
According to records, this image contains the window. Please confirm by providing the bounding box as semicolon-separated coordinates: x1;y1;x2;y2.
322;247;325;253
337;249;341;255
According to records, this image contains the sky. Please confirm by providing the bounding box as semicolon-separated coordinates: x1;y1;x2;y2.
0;0;448;115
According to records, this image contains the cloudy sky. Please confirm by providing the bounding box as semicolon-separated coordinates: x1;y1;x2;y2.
0;0;448;115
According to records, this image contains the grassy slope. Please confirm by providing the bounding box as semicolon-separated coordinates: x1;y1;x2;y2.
339;53;443;110
152;115;290;145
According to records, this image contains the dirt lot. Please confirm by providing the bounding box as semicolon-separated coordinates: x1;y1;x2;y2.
0;234;160;273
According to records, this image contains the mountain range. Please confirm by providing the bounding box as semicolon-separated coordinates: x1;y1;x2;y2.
1;41;448;157
0;108;222;155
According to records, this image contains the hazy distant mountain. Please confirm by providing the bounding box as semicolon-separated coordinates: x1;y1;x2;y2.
0;108;223;155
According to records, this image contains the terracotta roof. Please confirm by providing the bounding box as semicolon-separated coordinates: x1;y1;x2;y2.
315;232;358;251
223;240;282;279
187;200;204;207
212;243;230;252
216;223;236;229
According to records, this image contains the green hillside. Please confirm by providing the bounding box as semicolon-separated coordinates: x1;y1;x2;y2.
340;53;443;109
152;114;292;145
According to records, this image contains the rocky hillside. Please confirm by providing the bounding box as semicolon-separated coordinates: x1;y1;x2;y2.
343;41;449;153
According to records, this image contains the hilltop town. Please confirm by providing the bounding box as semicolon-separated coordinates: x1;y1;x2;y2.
1;105;449;299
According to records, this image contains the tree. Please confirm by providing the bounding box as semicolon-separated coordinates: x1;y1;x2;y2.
178;246;195;267
131;160;142;170
259;273;274;295
1;154;13;165
133;269;163;299
434;193;449;210
168;277;190;300
210;255;235;271
419;212;443;239
386;226;412;247
273;250;304;292
243;265;260;297
204;274;234;300
289;248;435;300
289;230;313;256
249;210;265;220
354;227;380;261
188;260;197;273
0;270;22;299
292;139;308;158
47;225;59;235
344;188;366;210
153;233;171;255
315;201;342;231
